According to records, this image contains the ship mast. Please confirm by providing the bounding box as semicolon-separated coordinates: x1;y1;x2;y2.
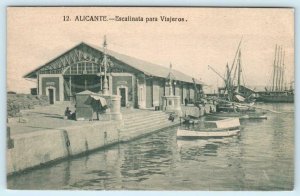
237;49;242;93
102;35;109;95
277;46;283;91
229;37;243;78
271;45;287;92
272;45;277;91
280;51;285;90
275;46;279;91
226;63;234;101
275;46;281;91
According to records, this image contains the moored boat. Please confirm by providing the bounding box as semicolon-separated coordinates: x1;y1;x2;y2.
216;101;255;113
208;111;267;120
177;128;240;138
177;117;240;138
180;115;201;124
256;45;294;103
209;38;257;112
256;90;294;103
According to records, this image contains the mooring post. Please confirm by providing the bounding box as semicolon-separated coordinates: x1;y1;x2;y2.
7;126;14;149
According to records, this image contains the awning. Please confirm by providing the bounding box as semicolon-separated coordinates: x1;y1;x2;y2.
90;95;107;106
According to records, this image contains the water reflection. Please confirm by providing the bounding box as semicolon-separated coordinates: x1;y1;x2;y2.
7;104;294;190
177;139;221;159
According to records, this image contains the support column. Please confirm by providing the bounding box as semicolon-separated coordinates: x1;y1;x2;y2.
152;80;160;107
109;75;113;95
37;72;40;95
137;76;146;109
84;78;87;90
59;75;64;101
38;74;42;95
69;76;72;97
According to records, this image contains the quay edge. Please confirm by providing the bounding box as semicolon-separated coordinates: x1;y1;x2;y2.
7;104;215;176
6;118;180;176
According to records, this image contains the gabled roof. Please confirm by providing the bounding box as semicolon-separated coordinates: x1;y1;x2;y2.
23;42;84;78
24;42;204;85
76;90;94;95
86;43;203;85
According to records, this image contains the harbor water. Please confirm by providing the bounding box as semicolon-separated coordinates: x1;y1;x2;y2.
7;103;294;190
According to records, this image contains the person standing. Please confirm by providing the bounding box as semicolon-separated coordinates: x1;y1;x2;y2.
184;97;188;106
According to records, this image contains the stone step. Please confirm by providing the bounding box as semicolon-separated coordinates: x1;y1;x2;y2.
123;116;170;125
122;118;174;133
124;120;171;130
123;113;169;125
123;117;171;129
123;111;167;120
123;114;168;122
122;109;155;114
120;120;179;142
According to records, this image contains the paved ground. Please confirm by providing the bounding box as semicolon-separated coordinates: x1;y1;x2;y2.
7;102;156;136
8;103;78;136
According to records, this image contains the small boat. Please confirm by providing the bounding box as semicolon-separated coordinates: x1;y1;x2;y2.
180;115;200;124
246;112;268;120
177;117;240;138
209;111;267;120
208;112;249;120
177;128;240;138
216;102;256;113
209;38;258;113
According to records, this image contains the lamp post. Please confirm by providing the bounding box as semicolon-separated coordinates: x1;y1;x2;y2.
102;35;109;95
166;63;176;96
163;63;181;116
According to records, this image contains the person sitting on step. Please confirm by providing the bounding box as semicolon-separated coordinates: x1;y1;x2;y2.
168;113;175;122
64;107;72;119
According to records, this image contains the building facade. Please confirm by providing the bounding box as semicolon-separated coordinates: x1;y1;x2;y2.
24;42;203;109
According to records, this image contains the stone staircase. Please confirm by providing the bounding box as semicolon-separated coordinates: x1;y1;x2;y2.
120;109;179;142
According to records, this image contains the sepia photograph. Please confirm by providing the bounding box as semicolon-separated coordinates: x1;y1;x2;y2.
6;7;294;190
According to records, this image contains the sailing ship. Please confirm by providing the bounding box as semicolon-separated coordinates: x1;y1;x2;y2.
209;38;256;112
256;45;294;103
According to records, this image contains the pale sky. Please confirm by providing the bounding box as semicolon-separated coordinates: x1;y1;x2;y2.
7;7;294;93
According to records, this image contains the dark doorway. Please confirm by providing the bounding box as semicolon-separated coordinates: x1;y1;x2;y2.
119;88;126;107
146;80;153;108
159;84;164;109
180;85;183;104
48;89;54;104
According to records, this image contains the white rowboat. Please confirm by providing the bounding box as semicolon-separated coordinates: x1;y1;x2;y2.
177;117;240;138
177;127;240;138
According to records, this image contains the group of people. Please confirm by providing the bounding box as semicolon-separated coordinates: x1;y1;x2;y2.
64;107;76;120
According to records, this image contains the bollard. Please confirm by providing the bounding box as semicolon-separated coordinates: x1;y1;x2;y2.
104;131;108;146
7;126;14;149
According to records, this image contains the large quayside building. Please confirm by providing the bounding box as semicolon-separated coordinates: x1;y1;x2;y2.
24;42;204;109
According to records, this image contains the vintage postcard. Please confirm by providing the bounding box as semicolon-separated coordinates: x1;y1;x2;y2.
6;7;294;190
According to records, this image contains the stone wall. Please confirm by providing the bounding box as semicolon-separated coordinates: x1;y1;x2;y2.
7;121;121;175
7;94;49;117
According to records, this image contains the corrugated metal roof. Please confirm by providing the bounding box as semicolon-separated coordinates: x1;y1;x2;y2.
86;42;203;85
24;42;204;85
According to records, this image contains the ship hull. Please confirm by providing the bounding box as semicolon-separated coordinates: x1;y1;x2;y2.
257;94;294;103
